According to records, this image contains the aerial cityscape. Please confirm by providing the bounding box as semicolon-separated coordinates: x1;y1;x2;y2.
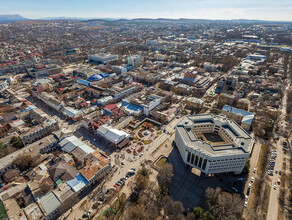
0;1;291;220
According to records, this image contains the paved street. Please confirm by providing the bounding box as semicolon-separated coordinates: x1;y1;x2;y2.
267;77;291;220
62;117;181;219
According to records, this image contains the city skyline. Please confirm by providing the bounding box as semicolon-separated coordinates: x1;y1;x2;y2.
1;0;292;21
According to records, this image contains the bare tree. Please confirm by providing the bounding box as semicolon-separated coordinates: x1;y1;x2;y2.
157;162;174;186
13;154;34;172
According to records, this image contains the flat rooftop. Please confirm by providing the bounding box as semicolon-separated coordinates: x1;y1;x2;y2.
176;114;254;158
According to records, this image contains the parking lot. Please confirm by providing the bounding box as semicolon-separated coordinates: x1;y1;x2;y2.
167;147;246;210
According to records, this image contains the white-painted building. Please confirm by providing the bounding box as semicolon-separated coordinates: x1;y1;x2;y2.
127;55;141;68
89;54;118;64
96;125;129;145
0;79;8;91
175;114;254;175
141;94;162;116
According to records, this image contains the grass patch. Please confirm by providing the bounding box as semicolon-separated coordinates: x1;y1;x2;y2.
143;140;153;145
249;177;260;208
262;184;271;215
257;144;269;176
0;201;8;220
156;157;167;168
249;144;270;209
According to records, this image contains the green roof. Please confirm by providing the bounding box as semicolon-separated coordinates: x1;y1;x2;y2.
56;179;62;186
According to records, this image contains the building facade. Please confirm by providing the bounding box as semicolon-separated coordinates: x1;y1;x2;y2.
175;114;254;175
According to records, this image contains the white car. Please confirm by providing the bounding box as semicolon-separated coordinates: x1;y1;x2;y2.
253;168;257;173
274;184;277;190
245;195;249;201
251;177;254;183
248;183;252;188
244;201;248;207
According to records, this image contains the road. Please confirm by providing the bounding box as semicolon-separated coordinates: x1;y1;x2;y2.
243;136;263;212
63;117;182;219
266;137;286;220
267;67;291;220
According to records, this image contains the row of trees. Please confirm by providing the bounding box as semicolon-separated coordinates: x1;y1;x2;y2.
103;162;245;220
0;136;24;159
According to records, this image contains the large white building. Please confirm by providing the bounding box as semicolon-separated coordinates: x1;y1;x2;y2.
127;55;141;68
96;125;130;146
175;114;254;175
89;54;118;64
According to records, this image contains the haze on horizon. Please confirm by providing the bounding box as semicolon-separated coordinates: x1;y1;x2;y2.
1;0;292;21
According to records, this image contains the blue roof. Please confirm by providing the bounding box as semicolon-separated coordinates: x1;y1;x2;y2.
77;79;91;86
67;173;88;192
183;77;196;83
22;105;37;112
222;105;255;125
122;101;143;111
99;73;109;78
88;74;102;81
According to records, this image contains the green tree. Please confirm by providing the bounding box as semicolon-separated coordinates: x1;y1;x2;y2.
10;136;24;149
192;207;214;220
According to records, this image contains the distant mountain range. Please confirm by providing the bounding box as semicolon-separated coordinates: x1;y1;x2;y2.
0;14;28;22
0;14;292;24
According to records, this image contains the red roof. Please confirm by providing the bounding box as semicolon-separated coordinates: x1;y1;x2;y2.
104;104;117;111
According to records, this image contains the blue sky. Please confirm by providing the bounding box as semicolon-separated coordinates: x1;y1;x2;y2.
1;0;292;21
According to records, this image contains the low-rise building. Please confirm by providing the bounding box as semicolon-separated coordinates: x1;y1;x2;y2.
221;105;255;130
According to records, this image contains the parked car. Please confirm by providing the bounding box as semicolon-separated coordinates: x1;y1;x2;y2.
237;177;244;181
274;184;277;190
247;188;250;196
275;169;278;174
253;168;257;173
251;177;254;183
248;183;252;188
277;178;281;184
244;201;248;207
279;170;282;175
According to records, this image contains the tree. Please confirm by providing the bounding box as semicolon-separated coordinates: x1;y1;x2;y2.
192;207;214;220
204;188;244;220
13;154;34;172
163;197;185;220
40;179;51;194
134;166;151;190
205;187;221;207
10;136;24;149
157;163;174;186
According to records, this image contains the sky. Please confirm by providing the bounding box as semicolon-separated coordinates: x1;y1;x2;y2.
1;0;292;21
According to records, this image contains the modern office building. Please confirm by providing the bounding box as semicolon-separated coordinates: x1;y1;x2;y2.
175;114;254;174
127;55;141;68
